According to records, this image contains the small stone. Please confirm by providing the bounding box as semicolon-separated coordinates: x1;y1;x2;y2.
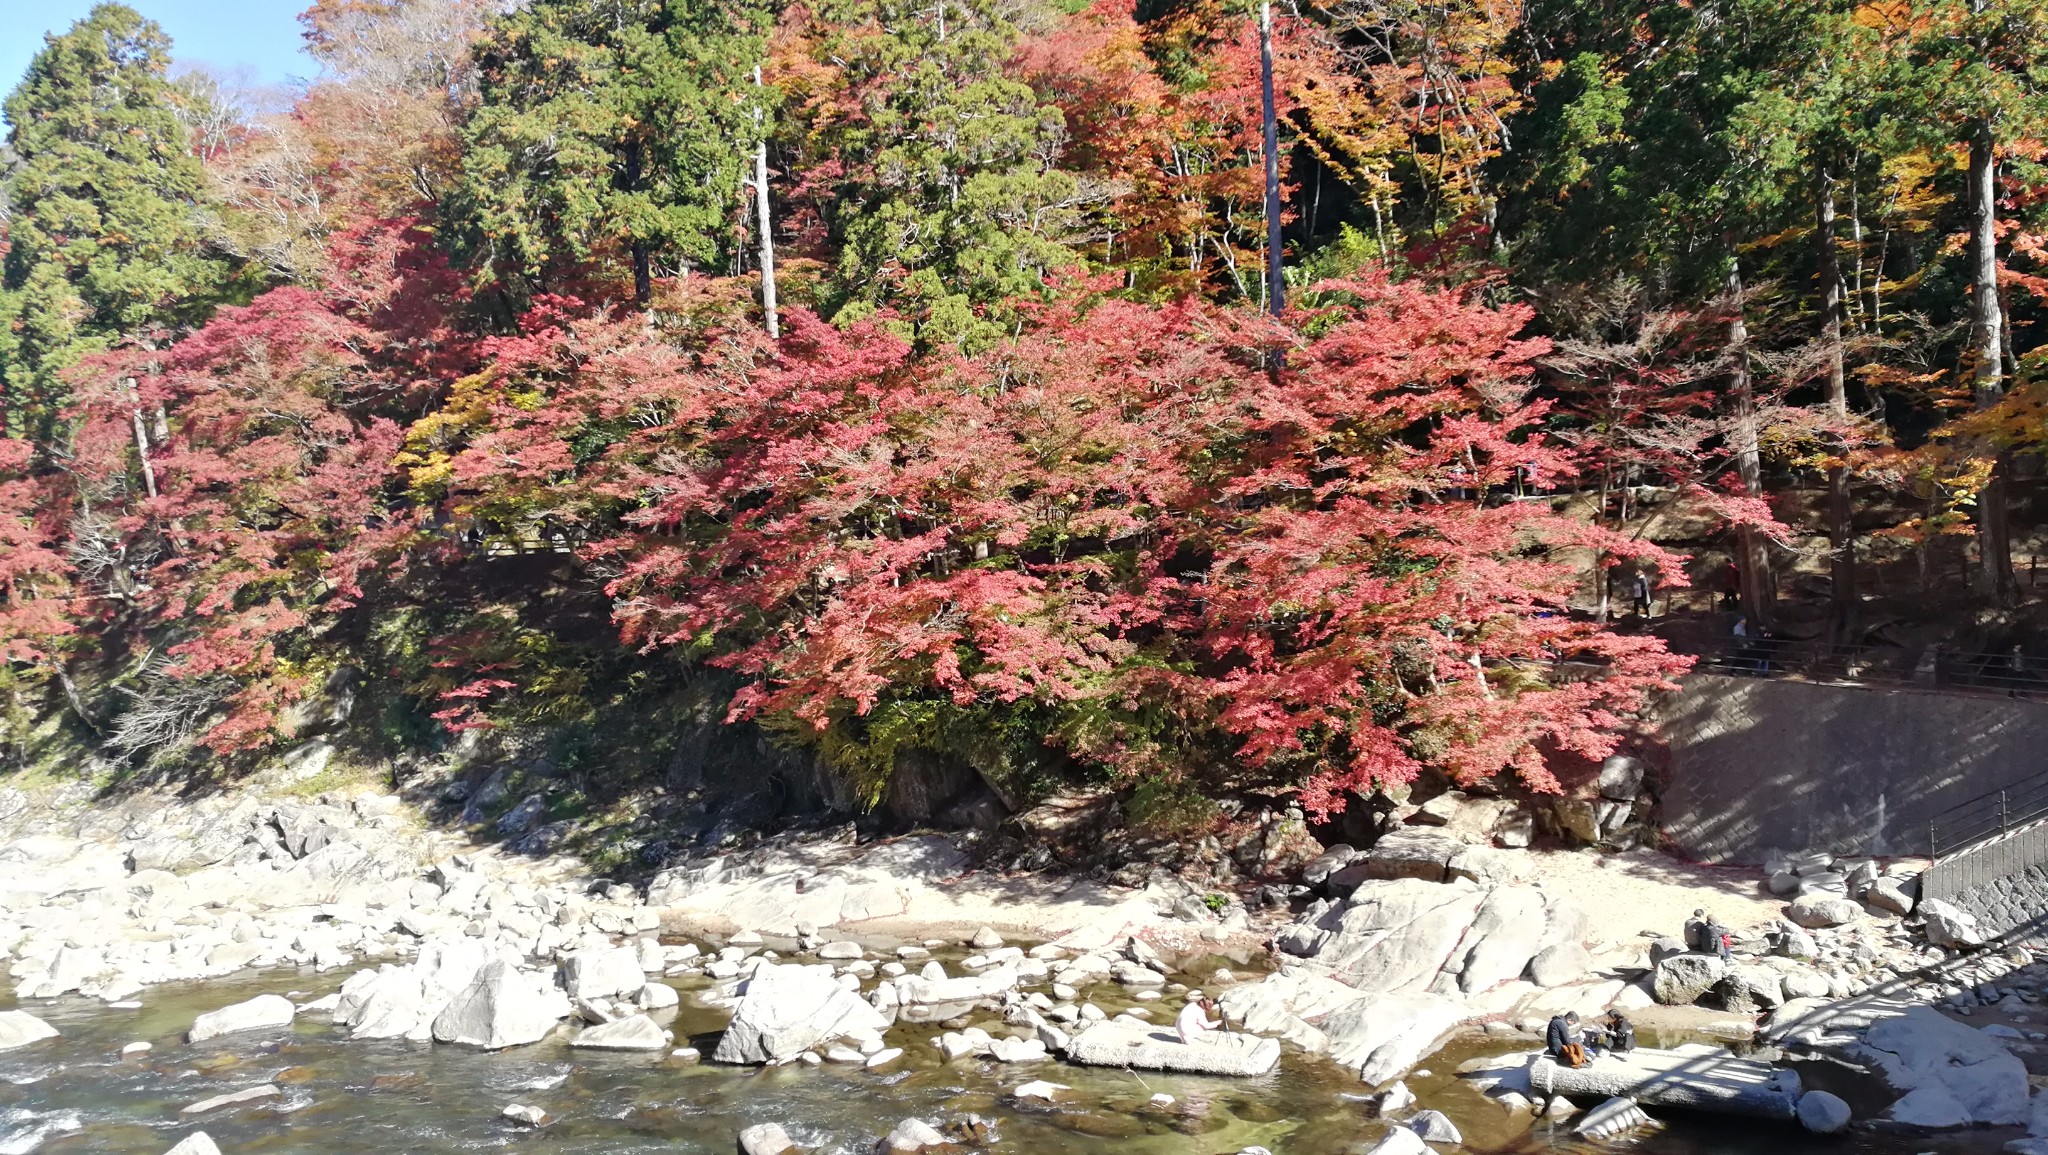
1408;1110;1461;1144
502;1103;547;1127
1013;1080;1069;1101
181;1085;281;1116
881;1117;949;1152
1797;1090;1851;1134
970;926;1005;950
122;1041;151;1055
738;1122;796;1155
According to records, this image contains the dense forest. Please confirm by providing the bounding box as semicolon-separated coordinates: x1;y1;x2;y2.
0;0;2042;827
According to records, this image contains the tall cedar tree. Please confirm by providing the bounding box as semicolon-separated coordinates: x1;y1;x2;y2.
0;3;229;444
449;0;771;310
779;0;1086;346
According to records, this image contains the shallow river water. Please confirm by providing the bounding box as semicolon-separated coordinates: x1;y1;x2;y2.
0;960;2014;1155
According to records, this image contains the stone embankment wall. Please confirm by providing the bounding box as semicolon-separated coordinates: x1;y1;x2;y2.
1659;674;2048;864
1918;823;2048;938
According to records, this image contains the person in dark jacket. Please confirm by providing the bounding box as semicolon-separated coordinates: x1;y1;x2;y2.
1685;908;1734;960
1545;1011;1579;1057
1603;1011;1636;1054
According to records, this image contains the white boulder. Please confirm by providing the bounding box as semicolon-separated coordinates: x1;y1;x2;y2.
432;960;569;1049
0;1010;58;1051
189;994;295;1043
712;963;890;1064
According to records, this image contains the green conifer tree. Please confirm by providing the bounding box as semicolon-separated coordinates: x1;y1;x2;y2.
0;3;226;444
798;0;1085;348
449;0;771;310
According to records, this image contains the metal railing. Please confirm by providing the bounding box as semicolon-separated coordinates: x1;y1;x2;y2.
1927;774;2048;860
1675;635;2048;699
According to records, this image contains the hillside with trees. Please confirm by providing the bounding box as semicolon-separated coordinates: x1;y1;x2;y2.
2;0;2045;857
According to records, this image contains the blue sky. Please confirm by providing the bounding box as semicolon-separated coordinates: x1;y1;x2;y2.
2;1;313;100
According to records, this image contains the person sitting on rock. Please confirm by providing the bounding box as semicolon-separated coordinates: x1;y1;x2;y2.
1603;1011;1636;1055
1176;997;1221;1046
1685;909;1733;960
1540;1011;1572;1056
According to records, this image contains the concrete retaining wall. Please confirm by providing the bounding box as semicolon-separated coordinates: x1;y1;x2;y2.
1659;675;2048;864
1942;859;2048;939
1922;820;2048;905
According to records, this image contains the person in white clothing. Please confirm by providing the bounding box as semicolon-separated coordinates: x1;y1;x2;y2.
1176;997;1220;1045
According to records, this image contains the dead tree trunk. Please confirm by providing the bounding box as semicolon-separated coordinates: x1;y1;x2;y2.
1968;123;2015;606
753;66;779;340
1817;169;1856;634
1727;260;1771;626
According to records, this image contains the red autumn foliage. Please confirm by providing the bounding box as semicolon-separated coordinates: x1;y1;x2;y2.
65;219;466;750
425;276;1688;808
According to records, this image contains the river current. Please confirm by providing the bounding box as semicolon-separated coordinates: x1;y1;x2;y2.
0;958;2013;1155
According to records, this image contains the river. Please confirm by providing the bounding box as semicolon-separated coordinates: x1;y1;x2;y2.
0;952;2013;1155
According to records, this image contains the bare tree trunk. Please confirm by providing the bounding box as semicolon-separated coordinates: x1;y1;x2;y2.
1817;170;1856;635
1727;260;1771;626
1259;0;1284;316
1968;124;2015;605
632;243;652;308
131;410;158;500
753;66;779;340
51;662;101;736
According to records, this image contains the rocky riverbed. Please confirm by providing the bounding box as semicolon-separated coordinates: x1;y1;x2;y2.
2;776;2047;1154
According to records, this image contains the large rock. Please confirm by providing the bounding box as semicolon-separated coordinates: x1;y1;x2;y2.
1651;952;1726;1006
1215;969;1373;1052
0;1010;58;1051
1304;879;1485;991
738;1123;796;1155
1302;845;1358;887
1864;877;1915;916
1448;886;1548;993
346;969;434;1040
432;960;569;1049
879;1118;948;1152
164;1134;224;1155
892;963;1019;1006
1362;1128;1430;1155
1527;942;1594;989
1786;894;1860;929
1063;1021;1281;1076
713;963;890;1064
1598;755;1646;801
1319;991;1468;1085
181;1085;282;1115
570;1013;671;1050
1864;1006;2029;1127
189;994;295;1043
563;945;645;1000
1406;1109;1461;1143
1768;998;2030;1130
1713;965;1785;1015
1798;1090;1852;1134
1531;1049;1800;1120
1333;830;1462;887
1921;899;1985;949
